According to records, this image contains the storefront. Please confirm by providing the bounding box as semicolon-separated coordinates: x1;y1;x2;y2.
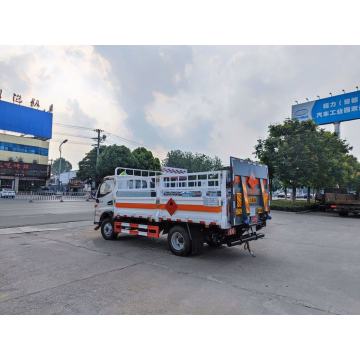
0;160;50;191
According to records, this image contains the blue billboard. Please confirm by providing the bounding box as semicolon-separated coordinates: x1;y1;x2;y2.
0;100;53;139
291;90;360;125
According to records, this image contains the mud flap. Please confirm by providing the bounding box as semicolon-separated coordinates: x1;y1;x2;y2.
187;224;203;255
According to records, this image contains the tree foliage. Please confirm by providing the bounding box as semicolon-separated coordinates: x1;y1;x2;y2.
162;150;223;172
77;145;161;183
52;157;72;175
77;146;106;182
132;147;161;170
340;154;360;191
255;119;358;200
95;145;135;178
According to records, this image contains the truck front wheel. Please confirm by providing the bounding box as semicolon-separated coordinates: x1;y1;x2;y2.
168;226;191;256
101;219;117;240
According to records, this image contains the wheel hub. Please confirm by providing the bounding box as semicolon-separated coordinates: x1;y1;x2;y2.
103;223;113;237
171;232;184;251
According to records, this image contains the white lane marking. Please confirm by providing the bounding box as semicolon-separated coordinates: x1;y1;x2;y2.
0;220;92;235
0;227;61;235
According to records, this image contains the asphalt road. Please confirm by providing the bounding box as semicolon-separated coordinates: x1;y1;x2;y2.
0;199;94;228
0;200;359;314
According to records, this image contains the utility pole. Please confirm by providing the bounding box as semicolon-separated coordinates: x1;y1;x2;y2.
92;129;106;163
334;122;341;137
58;139;68;190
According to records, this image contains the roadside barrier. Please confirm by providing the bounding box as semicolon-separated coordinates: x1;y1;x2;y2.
12;192;92;202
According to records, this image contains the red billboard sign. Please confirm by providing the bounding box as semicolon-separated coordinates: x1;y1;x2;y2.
0;161;50;178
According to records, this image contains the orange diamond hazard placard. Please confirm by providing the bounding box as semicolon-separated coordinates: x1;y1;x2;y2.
165;198;178;216
247;175;258;189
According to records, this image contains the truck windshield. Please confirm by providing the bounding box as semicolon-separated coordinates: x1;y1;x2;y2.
97;179;113;198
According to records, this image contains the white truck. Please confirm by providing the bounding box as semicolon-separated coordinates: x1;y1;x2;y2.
94;157;271;256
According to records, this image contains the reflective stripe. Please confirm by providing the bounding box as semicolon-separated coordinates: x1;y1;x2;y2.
113;221;159;238
115;202;221;213
241;176;250;214
260;179;269;212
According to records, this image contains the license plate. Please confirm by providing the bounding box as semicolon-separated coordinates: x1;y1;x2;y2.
250;206;256;216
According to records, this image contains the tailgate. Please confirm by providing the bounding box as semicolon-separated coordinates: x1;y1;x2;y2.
230;157;269;226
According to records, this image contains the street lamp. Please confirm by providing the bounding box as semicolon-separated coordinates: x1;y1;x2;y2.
58;139;68;190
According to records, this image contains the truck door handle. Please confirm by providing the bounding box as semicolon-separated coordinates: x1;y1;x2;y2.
107;200;113;205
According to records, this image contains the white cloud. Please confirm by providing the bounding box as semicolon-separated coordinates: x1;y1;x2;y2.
1;45;360;169
144;46;360;163
0;46;129;167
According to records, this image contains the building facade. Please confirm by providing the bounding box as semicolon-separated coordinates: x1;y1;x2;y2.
0;96;53;191
0;133;51;191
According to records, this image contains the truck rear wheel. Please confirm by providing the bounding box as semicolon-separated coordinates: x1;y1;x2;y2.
101;219;117;240
168;226;191;256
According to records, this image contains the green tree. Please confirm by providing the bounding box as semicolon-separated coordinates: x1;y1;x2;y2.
163;150;223;172
132;147;161;170
52;157;72;175
255;119;353;202
255;136;279;198
310;129;353;192
339;154;360;192
96;145;137;178
77;146;106;183
255;120;317;201
78;145;162;184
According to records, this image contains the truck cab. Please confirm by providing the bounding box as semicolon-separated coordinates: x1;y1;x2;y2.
94;176;115;225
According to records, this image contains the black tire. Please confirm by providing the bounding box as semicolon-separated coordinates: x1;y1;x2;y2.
101;218;117;240
168;225;191;256
339;211;349;217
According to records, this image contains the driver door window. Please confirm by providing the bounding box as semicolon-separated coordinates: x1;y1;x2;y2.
98;179;114;198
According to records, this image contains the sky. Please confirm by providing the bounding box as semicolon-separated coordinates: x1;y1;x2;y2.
1;45;360;169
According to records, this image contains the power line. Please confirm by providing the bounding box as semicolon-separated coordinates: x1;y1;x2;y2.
54;122;94;131
52;139;93;146
105;132;144;147
53;121;160;159
54;121;145;148
53;131;94;140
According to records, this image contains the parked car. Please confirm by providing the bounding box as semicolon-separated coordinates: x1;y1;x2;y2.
0;188;16;198
275;192;290;199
